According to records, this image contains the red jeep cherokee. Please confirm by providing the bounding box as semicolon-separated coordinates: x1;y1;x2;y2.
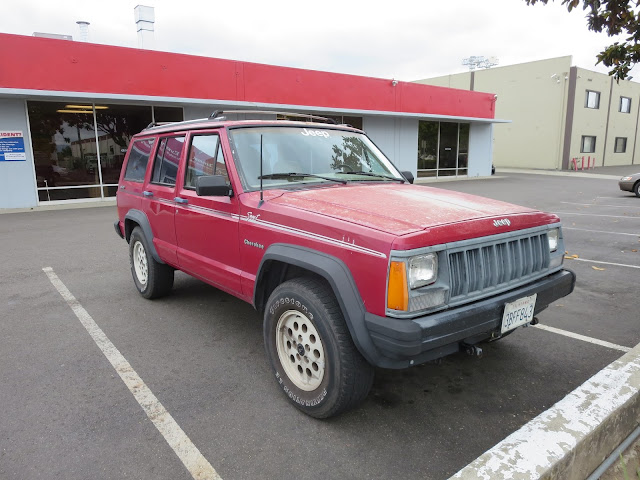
114;111;575;418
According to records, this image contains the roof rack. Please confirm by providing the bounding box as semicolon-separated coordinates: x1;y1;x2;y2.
144;121;173;130
209;110;337;124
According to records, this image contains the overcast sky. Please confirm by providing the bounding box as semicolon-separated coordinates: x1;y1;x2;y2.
1;0;635;81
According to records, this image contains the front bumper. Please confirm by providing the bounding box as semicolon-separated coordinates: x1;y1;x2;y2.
364;269;576;369
619;181;635;192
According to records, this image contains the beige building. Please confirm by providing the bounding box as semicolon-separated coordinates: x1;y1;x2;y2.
415;56;640;170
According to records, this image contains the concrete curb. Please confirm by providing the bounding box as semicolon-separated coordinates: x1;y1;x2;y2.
451;342;640;479
0;199;116;215
497;168;622;180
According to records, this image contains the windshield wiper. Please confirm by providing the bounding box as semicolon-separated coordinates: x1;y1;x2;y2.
258;172;347;184
337;171;405;183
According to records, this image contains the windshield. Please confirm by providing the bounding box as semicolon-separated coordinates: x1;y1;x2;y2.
229;126;404;191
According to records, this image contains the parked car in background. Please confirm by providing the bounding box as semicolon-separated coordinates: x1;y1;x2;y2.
619;173;640;197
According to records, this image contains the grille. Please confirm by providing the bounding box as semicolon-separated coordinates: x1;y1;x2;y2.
448;232;550;300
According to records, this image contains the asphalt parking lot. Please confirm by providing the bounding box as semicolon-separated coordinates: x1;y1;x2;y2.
1;171;638;480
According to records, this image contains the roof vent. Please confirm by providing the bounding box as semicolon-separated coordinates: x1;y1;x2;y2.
76;21;90;42
134;5;155;49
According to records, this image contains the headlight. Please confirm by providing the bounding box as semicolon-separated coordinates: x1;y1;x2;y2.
548;228;559;252
621;176;632;181
408;253;438;289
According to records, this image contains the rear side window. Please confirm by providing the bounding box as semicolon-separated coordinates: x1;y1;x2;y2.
123;138;155;182
151;136;186;186
185;134;229;189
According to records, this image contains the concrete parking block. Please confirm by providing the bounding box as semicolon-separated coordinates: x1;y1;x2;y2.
451;342;640;479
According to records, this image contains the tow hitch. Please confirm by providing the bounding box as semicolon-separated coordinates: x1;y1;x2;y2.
462;344;483;357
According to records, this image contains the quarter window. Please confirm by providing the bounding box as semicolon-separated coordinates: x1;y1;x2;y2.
581;135;596;153
614;137;627;153
124;138;155;182
151;136;185;186
185;135;229;189
585;90;600;109
620;96;632;113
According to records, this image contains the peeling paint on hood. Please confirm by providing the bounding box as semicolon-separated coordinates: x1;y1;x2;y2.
269;183;537;235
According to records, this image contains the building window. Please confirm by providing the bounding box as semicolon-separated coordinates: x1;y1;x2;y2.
614;137;627;153
581;135;596;153
27;101;183;201
417;121;469;177
620;96;632;113
585;90;600;109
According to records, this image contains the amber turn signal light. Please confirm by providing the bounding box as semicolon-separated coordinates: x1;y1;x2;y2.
387;261;408;311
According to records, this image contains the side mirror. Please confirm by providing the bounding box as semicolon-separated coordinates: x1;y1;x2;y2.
196;175;232;197
401;171;414;184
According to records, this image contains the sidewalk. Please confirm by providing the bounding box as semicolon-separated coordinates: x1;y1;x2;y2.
498;165;634;180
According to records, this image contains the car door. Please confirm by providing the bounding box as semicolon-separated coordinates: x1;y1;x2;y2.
142;135;187;266
174;130;242;295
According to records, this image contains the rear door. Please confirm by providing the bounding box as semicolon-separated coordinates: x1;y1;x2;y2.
174;130;242;295
142;135;187;266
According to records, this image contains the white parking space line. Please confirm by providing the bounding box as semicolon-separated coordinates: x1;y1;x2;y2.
554;212;640;219
42;267;222;480
560;201;640;209
568;258;640;269
564;227;640;237
533;324;631;353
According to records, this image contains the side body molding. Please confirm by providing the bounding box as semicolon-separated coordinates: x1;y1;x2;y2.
124;209;165;264
254;244;382;366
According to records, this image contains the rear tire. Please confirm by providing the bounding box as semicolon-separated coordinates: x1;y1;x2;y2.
129;226;174;299
263;277;374;418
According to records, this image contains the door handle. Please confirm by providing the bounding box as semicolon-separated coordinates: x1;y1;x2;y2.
174;197;188;205
143;191;154;197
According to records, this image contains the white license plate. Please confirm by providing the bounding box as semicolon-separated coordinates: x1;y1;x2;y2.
501;294;537;334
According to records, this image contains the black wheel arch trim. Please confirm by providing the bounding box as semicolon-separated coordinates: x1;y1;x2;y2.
254;243;383;366
123;210;164;264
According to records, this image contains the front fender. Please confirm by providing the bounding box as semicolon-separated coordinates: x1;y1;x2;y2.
255;244;383;366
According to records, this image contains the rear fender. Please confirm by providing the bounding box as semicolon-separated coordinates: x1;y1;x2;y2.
124;210;164;264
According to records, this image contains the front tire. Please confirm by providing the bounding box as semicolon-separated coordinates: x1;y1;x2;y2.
263;277;374;418
129;226;174;299
634;181;640;197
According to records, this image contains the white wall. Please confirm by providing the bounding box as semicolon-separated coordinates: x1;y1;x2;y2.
0;99;38;208
468;123;493;177
362;116;419;175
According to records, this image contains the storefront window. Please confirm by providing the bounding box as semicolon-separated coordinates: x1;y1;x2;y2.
417;121;469;178
28;101;183;202
154;106;184;123
418;121;438;176
28;102;101;201
95;104;152;188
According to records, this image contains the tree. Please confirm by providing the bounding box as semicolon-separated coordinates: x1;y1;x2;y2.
525;0;640;80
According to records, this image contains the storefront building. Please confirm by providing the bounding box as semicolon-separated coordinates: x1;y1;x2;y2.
0;33;504;209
